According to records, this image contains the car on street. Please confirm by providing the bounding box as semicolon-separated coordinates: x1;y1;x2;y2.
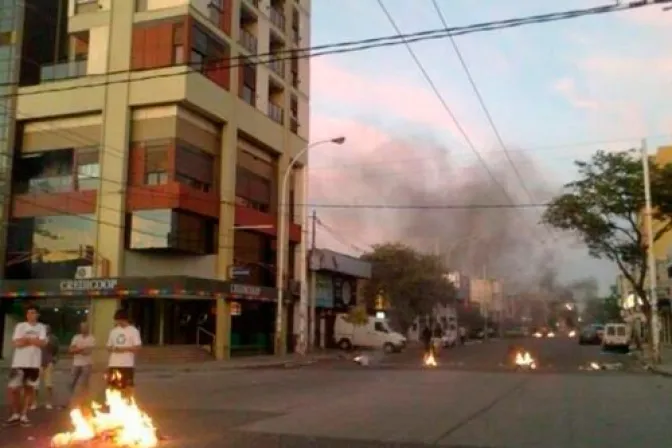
602;322;630;352
578;324;604;345
532;327;556;338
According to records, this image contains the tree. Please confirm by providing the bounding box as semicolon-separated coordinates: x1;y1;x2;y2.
360;243;456;331
542;150;672;353
582;285;622;324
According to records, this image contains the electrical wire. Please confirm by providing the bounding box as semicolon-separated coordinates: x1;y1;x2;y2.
430;0;536;204
2;0;669;98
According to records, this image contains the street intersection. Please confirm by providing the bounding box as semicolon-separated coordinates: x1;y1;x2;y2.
2;338;671;448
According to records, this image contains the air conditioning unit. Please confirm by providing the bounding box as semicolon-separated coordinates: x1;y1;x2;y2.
75;266;93;279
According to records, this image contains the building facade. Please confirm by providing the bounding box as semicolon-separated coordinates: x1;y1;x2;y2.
0;0;311;361
307;248;371;349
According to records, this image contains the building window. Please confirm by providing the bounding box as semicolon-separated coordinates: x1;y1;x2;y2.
190;24;230;89
75;147;99;190
240;60;256;105
144;142;169;185
5;215;95;280
174;141;214;193
127;209;215;254
235;167;271;213
14;149;74;194
173;22;185;64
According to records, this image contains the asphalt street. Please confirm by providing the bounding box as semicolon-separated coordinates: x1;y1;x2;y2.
1;337;671;448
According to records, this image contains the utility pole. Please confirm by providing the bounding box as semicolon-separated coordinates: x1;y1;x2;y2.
307;210;318;350
482;264;489;341
642;138;661;364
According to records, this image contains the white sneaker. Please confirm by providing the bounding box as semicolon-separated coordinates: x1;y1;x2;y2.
45;404;53;410
29;404;37;411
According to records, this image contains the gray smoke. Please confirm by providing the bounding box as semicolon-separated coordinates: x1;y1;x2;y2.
310;134;583;294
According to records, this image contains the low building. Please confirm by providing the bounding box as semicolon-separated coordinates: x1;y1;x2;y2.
306;249;371;349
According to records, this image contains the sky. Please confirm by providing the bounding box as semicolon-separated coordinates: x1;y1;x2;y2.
304;0;672;294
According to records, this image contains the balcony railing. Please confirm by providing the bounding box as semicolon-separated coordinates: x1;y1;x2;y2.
240;85;255;105
268;58;285;77
270;7;285;30
40;60;87;82
239;28;258;54
267;102;283;124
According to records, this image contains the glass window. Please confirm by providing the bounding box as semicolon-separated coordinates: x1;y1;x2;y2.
76;147;99;190
5;215;96;280
128;209;172;250
15;149;74;194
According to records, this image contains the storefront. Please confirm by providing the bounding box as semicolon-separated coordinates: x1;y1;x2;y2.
308;249;371;349
0;276;292;360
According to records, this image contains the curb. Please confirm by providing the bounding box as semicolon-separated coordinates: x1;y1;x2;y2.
0;354;344;375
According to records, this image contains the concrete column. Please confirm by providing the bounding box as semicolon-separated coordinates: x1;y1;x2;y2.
91;1;133;364
275;155;291;355
214;121;238;360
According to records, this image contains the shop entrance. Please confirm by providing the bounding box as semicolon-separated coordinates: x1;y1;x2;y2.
125;298;213;346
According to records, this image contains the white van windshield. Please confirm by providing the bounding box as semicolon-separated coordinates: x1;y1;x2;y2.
374;321;390;333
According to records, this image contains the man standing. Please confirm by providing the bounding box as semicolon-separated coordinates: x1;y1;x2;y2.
5;305;46;426
69;321;95;407
421;325;432;357
33;325;59;410
106;309;141;398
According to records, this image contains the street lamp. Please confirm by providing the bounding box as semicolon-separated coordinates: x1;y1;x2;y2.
274;136;346;356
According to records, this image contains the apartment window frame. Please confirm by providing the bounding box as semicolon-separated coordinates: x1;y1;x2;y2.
144;140;170;186
235;167;271;213
174;140;214;193
172;22;185;64
75;146;100;191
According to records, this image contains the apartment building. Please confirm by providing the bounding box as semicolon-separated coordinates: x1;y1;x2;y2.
0;0;311;362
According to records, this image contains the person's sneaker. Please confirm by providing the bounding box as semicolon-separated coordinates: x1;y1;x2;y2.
19;415;31;427
4;414;20;425
45;403;53;410
29;403;37;411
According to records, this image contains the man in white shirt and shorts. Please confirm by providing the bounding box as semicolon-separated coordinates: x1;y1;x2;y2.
106;309;141;398
5;304;47;426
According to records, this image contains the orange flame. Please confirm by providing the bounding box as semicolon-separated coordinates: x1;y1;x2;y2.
51;388;158;447
514;351;536;369
423;351;438;367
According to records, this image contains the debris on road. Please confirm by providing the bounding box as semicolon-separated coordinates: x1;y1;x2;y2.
579;361;624;371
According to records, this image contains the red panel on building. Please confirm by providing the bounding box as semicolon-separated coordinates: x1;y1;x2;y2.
12;191;97;218
235;205;302;243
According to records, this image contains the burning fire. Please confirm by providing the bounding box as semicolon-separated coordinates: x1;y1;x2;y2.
514;351;537;369
51;388;158;447
423;351;438;367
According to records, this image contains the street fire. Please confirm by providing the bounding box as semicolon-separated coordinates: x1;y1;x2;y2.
423;351;437;367
514;351;537;369
51;388;158;447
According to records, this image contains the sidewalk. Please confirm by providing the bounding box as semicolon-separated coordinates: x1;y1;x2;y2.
0;350;346;374
634;346;672;377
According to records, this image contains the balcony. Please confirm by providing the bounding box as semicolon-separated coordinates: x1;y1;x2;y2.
40;60;87;83
268;58;285;77
240;85;255;105
27;176;73;194
75;0;100;14
267;102;283;124
270;7;285;30
239;29;258;54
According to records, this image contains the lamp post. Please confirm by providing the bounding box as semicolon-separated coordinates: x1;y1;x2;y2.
274;136;346;356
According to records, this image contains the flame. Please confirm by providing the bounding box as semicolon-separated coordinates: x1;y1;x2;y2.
51;388;158;447
589;362;601;370
514;351;537;369
423;351;437;367
569;330;576;337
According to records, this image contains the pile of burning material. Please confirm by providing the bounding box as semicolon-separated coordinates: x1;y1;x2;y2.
353;354;370;366
51;389;158;447
579;361;623;371
514;351;537;370
423;351;438;367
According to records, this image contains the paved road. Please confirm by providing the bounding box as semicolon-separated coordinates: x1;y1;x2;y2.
2;338;671;448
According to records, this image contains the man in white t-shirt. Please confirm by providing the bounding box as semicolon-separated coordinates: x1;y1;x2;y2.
106;309;141;397
68;321;95;407
5;305;47;426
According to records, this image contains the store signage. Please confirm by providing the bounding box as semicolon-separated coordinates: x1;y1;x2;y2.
230;284;260;297
60;279;118;292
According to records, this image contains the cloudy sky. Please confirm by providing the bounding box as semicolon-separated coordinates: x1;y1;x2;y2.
305;0;672;293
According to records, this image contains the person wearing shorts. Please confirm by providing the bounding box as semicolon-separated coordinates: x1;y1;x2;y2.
32;324;59;410
6;305;47;426
69;321;95;407
106;309;141;398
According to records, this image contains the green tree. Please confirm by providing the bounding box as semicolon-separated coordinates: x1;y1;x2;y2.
360;243;456;331
542;150;672;351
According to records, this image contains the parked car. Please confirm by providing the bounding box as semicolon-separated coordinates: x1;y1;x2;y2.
578;324;604;345
532;327;556;338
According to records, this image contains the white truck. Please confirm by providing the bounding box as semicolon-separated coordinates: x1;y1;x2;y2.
334;313;406;353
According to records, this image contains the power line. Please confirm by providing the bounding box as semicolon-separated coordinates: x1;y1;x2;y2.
430;0;536;205
299;202;549;210
2;1;668;98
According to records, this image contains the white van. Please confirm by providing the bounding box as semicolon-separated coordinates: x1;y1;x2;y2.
602;323;630;351
334;314;406;353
